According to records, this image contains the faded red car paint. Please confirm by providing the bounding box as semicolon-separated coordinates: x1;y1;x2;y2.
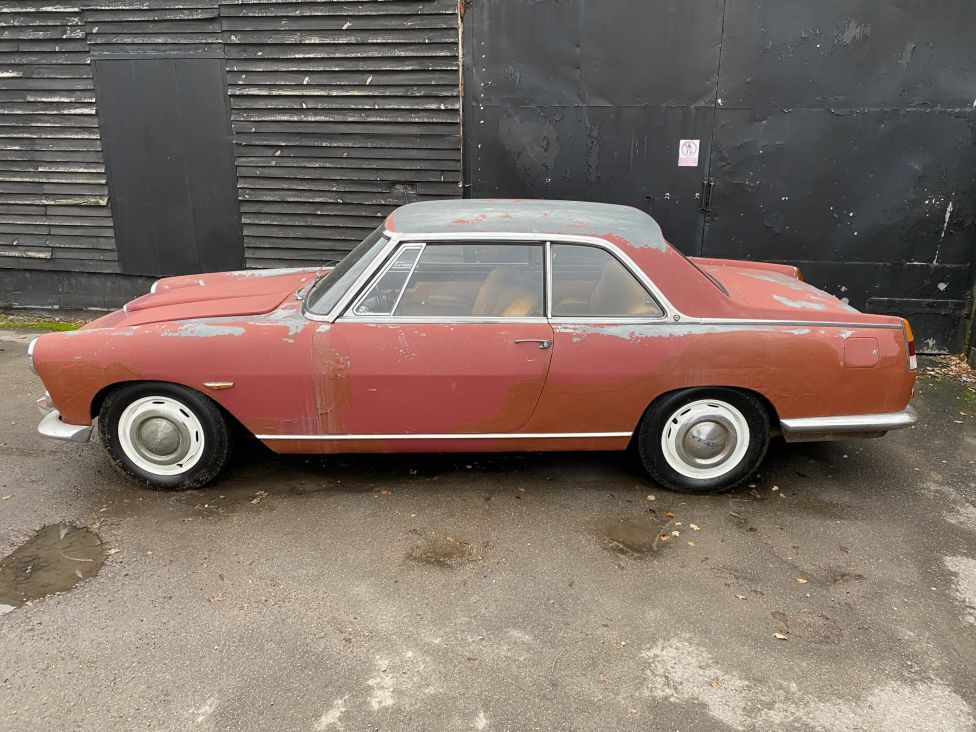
31;199;917;460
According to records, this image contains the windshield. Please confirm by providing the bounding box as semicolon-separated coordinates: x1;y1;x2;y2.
304;227;389;315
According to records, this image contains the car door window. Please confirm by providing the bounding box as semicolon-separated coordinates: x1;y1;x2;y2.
550;244;663;318
381;243;544;318
352;245;422;316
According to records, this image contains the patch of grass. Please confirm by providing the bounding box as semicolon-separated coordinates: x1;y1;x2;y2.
0;315;83;332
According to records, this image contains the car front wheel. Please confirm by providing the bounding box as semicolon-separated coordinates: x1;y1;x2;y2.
98;382;230;490
637;388;769;494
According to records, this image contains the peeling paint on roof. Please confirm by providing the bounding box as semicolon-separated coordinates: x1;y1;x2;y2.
385;199;667;252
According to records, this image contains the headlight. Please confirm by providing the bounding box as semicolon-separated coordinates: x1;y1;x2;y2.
27;336;39;374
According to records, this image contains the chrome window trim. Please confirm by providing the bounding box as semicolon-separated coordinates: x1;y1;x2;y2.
547;239;667;320
348;242;425;318
390;231;674;321
544;240;553;317
302;228;903;331
256;431;632;441
302;234;402;323
339;236;548;324
336;316;551;325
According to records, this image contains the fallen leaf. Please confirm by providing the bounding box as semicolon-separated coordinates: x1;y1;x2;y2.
710;681;721;689
772;486;780;492
379;489;392;495
250;490;269;505
796;577;808;584
646;495;656;501
735;594;747;600
665;511;675;519
687;541;696;547
107;548;120;555
659;534;670;542
671;530;680;537
773;632;788;640
690;523;701;531
208;593;225;603
1;495;10;500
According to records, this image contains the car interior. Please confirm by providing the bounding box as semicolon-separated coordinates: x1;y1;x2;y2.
352;242;663;319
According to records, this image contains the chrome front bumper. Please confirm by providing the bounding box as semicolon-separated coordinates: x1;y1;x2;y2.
37;395;93;443
780;405;918;442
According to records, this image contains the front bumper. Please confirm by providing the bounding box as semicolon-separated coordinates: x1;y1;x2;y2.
37;395;93;443
780;405;918;442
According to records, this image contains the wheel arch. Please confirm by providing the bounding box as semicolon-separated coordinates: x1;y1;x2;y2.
89;379;254;438
629;385;781;448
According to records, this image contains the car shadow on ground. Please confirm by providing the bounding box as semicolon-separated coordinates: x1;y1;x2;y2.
210;433;866;504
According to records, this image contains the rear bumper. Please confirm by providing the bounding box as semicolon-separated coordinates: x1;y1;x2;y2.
780;405;918;442
37;406;93;443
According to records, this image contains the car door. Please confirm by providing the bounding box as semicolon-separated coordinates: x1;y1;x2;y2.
528;241;670;434
311;240;554;435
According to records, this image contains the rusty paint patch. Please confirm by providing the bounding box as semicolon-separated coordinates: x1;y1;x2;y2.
772;295;829;311
160;323;246;338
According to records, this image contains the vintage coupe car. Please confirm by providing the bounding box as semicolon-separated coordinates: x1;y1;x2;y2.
29;199;918;493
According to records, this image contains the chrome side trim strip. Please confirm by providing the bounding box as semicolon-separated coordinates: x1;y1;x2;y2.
780;405;918;437
38;410;93;443
256;431;632;441
690;318;901;330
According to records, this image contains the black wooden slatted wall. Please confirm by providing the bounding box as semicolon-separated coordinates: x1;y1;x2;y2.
223;0;461;267
0;0;461;280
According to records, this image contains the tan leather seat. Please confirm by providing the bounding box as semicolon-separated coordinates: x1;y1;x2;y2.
472;267;540;317
589;261;661;316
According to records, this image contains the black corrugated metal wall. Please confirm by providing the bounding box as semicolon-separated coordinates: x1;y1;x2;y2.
0;0;461;306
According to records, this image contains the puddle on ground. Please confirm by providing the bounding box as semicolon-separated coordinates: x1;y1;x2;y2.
587;515;670;557
406;535;478;569
0;524;106;615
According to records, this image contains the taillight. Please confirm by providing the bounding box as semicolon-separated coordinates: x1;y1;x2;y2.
793;266;804;282
903;319;917;371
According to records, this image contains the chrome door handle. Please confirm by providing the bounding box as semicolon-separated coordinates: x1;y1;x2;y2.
514;339;551;350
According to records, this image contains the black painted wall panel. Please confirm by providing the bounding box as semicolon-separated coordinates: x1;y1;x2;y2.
464;0;723;254
464;0;976;352
94;57;243;277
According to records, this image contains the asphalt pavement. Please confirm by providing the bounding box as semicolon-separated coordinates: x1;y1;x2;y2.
0;330;974;731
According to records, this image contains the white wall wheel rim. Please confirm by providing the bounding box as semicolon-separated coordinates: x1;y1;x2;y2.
117;395;206;477
660;399;751;480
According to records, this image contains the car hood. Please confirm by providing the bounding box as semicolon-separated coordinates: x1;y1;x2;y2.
91;267;328;328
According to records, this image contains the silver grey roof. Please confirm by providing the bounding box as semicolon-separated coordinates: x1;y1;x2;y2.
385;199;667;252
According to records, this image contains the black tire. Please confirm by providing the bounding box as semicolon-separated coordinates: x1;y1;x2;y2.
98;382;231;491
637;388;769;494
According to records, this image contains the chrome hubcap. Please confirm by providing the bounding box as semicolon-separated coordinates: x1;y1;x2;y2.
661;400;750;480
139;417;180;454
118;396;205;476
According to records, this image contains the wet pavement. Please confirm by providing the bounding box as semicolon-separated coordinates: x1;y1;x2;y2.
0;330;975;730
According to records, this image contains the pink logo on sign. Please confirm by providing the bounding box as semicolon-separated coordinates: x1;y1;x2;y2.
678;139;700;167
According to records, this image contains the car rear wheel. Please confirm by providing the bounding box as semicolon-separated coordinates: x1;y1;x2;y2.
98;382;230;490
637;388;769;494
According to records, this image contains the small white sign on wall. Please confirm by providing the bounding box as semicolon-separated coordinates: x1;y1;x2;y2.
678;139;700;167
